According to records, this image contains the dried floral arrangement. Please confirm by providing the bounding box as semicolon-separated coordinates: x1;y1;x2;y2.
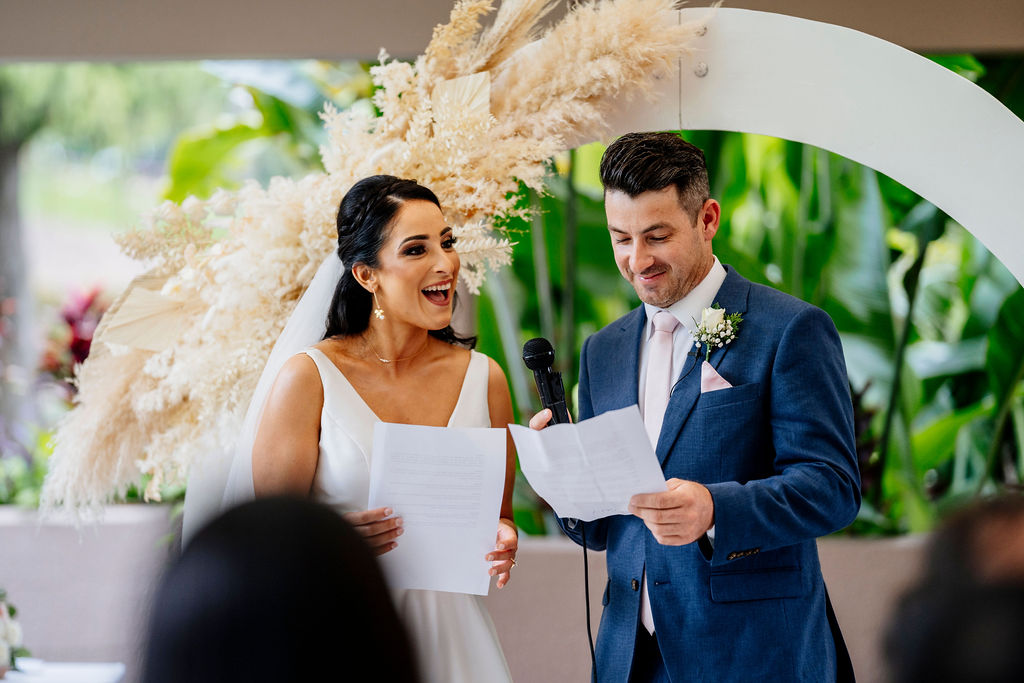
42;0;710;510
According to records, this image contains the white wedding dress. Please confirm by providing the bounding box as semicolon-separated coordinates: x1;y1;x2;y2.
303;347;513;683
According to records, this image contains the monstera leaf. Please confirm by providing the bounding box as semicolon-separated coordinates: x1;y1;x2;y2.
986;288;1024;409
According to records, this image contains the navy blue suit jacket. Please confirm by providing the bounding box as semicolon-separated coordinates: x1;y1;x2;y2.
558;266;861;682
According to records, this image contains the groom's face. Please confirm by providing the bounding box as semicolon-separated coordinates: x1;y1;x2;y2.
605;186;719;309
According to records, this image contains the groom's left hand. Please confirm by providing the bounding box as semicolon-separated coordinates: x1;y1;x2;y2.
629;478;715;545
487;518;519;588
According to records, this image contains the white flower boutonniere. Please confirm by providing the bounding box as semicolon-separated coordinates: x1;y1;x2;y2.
693;304;743;363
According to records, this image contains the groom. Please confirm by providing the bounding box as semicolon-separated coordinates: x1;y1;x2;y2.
532;132;861;681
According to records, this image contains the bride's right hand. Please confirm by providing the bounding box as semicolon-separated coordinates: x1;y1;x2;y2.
343;507;403;556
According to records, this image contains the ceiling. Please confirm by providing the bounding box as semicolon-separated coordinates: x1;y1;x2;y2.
2;0;1022;62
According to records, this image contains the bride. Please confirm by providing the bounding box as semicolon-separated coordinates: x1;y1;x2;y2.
214;175;518;682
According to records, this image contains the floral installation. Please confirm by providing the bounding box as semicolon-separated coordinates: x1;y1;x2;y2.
42;0;712;511
693;304;742;363
0;588;29;677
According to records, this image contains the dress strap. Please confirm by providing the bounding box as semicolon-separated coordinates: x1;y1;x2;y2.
448;350;491;427
302;348;379;419
300;347;375;468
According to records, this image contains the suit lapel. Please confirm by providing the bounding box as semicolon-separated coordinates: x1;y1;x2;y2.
602;306;645;410
656;266;751;464
706;267;750;373
623;308;646;407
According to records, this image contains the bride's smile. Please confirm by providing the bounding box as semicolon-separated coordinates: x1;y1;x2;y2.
422;279;453;306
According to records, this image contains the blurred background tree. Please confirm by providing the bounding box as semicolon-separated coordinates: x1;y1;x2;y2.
0;63;230;459
0;59;370;503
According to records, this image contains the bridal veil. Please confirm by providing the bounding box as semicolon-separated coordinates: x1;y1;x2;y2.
181;254;344;543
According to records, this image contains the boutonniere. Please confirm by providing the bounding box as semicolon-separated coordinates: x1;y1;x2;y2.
693;304;743;363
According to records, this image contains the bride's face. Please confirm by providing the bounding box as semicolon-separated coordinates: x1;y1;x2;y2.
372;200;459;330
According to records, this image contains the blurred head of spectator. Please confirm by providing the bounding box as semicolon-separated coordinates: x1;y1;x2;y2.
142;496;419;683
885;495;1024;683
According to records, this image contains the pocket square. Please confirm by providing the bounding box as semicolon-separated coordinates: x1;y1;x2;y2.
700;361;733;393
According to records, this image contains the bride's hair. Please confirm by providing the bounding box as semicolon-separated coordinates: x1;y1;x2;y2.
325;175;475;347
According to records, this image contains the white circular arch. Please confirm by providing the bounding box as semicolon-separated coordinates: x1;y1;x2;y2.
586;8;1024;286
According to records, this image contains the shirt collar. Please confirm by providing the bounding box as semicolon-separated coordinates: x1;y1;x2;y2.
644;256;726;338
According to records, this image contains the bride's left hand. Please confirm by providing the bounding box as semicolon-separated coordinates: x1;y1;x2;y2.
487;518;519;589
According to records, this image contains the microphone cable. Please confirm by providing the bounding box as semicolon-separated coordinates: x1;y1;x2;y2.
581;522;598;682
522;337;597;679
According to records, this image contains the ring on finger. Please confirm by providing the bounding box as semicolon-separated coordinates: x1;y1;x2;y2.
510;558;517;568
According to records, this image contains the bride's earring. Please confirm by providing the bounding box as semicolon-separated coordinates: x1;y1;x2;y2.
372;291;385;320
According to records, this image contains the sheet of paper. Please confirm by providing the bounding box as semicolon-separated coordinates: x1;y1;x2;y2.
368;422;506;595
509;405;667;521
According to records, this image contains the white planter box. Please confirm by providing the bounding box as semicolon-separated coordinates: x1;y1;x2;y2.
1;506;925;683
0;505;176;683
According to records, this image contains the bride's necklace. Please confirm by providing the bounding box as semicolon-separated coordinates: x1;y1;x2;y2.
363;332;429;364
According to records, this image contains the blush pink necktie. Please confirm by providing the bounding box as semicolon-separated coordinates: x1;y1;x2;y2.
644;311;680;446
640;310;679;634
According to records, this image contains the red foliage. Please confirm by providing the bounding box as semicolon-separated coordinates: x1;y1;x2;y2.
40;287;109;391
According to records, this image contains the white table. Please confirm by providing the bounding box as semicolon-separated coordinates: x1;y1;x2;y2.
5;659;125;683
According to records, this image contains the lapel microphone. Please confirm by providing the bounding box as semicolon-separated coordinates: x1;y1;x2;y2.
672;349;702;394
522;337;571;424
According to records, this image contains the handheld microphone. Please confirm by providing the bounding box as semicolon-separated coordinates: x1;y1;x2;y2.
523;337;595;677
522;337;571;425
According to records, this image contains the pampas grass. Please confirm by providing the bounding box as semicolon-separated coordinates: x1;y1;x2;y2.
42;0;709;511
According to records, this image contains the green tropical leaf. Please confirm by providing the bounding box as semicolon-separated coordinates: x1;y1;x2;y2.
927;55;986;82
952;419;991;495
248;89;322;150
906;338;986;380
897;201;946;245
977;58;1024;120
986;288;1024;407
1012;397;1024;475
163;122;266;201
819;162;894;345
572;141;605;197
911;397;993;473
481;270;533;418
968;287;1024;487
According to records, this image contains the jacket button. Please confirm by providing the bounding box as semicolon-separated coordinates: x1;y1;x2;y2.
631;579;639;591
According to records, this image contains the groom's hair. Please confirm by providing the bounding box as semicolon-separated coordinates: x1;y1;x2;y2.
599;132;710;218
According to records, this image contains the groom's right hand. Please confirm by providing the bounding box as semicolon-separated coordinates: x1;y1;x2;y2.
528;408;553;431
529;408;573;430
343;507;403;556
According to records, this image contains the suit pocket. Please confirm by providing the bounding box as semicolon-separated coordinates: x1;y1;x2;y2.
710;566;804;603
688;384;766;481
695;381;761;410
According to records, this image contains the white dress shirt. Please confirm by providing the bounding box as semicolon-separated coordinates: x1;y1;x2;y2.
636;257;725;633
638;256;727;417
